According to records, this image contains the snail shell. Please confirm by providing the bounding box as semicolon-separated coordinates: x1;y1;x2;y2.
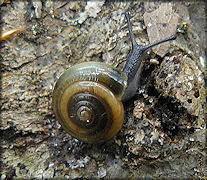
53;62;127;143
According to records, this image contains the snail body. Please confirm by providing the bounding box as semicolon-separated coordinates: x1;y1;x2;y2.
53;12;177;143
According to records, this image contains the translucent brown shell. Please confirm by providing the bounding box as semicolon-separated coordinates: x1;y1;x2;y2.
53;62;127;143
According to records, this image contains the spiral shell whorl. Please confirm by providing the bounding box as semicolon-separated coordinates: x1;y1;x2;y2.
53;62;127;143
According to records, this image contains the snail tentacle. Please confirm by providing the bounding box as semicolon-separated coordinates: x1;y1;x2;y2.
122;11;177;101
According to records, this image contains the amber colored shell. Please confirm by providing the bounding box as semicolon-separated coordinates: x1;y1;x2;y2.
53;62;127;143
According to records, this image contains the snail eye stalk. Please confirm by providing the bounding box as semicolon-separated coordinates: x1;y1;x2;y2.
122;11;177;102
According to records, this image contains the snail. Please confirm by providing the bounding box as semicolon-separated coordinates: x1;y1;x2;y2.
53;12;177;143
